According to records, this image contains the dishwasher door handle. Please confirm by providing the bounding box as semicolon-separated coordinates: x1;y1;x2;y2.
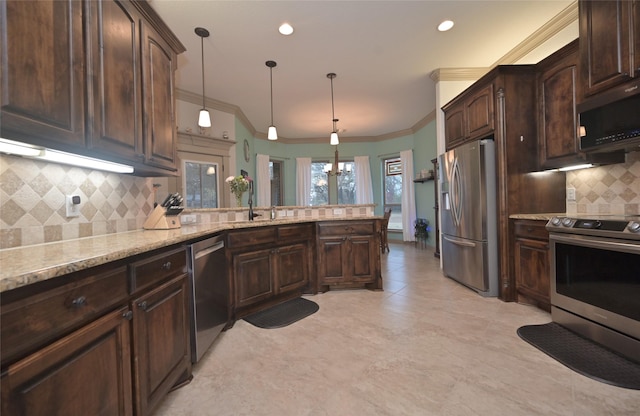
194;241;225;259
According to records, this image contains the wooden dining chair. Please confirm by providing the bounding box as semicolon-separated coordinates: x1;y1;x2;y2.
380;209;392;253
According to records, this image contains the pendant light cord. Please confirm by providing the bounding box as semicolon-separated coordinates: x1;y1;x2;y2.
330;76;336;132
270;66;274;125
201;35;206;109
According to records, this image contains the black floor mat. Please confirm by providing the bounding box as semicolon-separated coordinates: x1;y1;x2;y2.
517;322;640;390
243;297;319;329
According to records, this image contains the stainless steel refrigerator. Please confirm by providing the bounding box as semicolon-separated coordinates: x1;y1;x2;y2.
438;139;498;297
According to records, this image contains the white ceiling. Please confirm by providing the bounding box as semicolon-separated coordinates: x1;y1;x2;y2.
149;0;575;140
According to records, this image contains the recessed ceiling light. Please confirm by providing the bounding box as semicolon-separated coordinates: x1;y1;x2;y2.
279;23;294;35
438;20;454;32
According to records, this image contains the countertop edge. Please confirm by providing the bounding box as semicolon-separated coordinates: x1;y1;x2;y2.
0;216;380;293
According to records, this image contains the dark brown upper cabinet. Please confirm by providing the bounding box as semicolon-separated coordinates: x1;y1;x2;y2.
579;0;639;100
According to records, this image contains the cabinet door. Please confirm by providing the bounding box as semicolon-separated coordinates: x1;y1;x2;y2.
1;307;133;416
233;248;275;308
538;44;581;168
635;0;640;77
317;237;348;285
514;238;550;308
349;236;376;282
141;22;178;171
465;84;494;140
86;0;143;161
579;0;634;97
274;243;310;293
0;0;85;147
131;274;191;416
444;105;466;150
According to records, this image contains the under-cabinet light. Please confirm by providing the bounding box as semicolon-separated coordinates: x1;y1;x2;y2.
0;138;134;173
558;164;594;172
40;149;134;173
0;138;43;157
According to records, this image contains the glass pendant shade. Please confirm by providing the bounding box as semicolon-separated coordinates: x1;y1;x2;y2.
198;109;211;127
268;125;278;141
330;131;339;145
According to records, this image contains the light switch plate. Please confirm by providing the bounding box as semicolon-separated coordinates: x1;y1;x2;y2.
567;188;576;201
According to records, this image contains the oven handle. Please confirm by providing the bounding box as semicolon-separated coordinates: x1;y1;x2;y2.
549;233;640;253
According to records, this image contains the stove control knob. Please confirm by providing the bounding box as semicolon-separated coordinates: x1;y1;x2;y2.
628;221;640;233
550;217;561;226
561;217;573;227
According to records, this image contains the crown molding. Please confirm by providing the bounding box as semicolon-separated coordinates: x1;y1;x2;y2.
431;1;578;83
429;68;490;82
491;0;578;66
176;89;257;136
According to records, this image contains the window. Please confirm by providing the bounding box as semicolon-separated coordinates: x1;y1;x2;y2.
310;162;329;205
184;161;219;209
309;161;356;205
270;160;284;206
337;161;355;205
384;157;402;230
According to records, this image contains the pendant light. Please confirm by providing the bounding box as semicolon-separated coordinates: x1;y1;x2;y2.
266;60;278;140
327;73;339;145
195;27;211;128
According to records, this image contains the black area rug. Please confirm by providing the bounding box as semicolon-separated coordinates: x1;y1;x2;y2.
243;297;319;329
517;322;640;390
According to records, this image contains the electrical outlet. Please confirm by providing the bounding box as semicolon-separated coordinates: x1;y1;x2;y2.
333;208;343;215
66;195;81;217
181;214;196;224
567;188;576;201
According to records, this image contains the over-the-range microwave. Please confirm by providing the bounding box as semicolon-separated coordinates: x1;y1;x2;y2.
578;82;640;153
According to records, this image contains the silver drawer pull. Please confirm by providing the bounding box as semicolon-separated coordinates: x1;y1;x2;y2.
138;301;148;310
161;261;172;270
71;296;87;307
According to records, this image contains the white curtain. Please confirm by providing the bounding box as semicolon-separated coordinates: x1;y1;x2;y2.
256;154;270;207
400;149;417;241
296;157;311;206
354;156;373;204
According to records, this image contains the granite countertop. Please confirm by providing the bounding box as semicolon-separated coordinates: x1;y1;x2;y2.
509;213;566;221
0;216;378;293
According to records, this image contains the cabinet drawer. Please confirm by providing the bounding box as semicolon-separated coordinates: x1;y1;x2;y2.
514;220;549;240
227;227;276;249
277;223;314;240
129;247;187;293
318;221;375;237
1;265;128;364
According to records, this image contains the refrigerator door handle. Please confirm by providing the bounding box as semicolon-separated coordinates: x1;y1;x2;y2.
451;158;463;227
443;235;477;248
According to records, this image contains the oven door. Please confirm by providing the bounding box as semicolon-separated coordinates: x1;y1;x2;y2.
549;232;640;341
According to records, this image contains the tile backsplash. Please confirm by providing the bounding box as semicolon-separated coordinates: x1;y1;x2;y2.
566;151;640;215
1;154;155;249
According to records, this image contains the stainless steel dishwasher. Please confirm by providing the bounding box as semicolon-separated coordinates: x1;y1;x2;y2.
187;234;227;363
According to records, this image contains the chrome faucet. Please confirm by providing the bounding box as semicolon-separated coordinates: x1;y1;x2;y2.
244;173;261;221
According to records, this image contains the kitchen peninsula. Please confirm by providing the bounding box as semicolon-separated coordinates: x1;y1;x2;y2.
0;204;381;416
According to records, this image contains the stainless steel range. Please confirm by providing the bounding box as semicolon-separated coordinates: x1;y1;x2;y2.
546;215;640;362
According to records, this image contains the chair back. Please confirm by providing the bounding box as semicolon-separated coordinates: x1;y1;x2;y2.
382;209;392;225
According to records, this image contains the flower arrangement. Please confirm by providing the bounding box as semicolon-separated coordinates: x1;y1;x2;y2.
226;175;250;207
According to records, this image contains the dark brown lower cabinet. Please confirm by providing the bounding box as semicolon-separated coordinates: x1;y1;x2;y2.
1;306;133;416
0;245;191;416
513;220;551;312
131;274;191;416
228;224;313;320
316;220;382;291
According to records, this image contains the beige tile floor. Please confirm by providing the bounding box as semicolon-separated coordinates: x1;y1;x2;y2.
155;243;640;416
